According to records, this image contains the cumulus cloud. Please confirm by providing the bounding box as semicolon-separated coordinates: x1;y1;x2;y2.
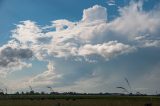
0;42;33;76
0;1;160;92
27;61;62;87
82;5;107;22
11;4;143;61
52;19;76;31
110;1;160;43
12;20;43;44
8;61;62;91
79;41;136;60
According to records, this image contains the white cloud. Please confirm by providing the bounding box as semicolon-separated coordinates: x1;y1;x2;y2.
0;1;160;92
12;20;42;44
79;41;136;60
52;19;76;31
27;61;62;87
7;61;62;91
142;40;160;47
0;42;32;77
9;2;160;62
107;0;116;6
82;5;107;22
110;1;160;42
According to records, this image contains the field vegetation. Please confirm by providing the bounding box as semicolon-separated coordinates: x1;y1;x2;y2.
0;94;160;106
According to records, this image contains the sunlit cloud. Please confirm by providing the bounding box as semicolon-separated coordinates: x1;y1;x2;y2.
0;0;160;94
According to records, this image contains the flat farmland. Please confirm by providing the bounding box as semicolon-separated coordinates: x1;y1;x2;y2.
0;95;159;106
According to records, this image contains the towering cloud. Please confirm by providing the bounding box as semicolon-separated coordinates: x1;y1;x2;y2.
82;5;107;22
0;42;32;76
27;61;62;87
0;1;160;93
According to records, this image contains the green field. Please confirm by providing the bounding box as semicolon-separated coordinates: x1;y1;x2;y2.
0;95;160;106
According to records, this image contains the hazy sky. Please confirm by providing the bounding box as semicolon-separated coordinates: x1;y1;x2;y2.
0;0;160;94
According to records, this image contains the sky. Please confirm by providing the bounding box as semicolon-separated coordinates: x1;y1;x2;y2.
0;0;160;94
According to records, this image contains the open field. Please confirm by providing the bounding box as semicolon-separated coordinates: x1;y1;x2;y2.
0;95;160;106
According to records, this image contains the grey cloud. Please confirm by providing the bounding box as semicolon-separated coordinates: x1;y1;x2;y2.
1;47;33;59
36;36;52;44
1;1;160;93
11;2;160;61
0;46;33;67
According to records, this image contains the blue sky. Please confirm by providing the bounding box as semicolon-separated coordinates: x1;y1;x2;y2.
0;0;160;94
0;0;158;44
0;0;157;44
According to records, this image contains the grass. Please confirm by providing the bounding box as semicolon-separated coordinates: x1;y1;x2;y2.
0;95;159;106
